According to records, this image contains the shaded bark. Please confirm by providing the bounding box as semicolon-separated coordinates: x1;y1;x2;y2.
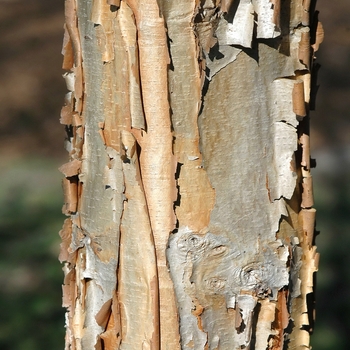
59;0;323;349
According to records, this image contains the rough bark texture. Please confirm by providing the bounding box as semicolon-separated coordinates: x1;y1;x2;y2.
59;0;323;349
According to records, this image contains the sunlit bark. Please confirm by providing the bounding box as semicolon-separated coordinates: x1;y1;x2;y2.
59;0;323;349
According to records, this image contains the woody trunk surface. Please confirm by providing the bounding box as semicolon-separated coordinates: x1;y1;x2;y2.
59;0;323;349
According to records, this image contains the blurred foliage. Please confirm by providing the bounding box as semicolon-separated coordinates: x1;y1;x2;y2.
311;166;350;350
0;157;65;350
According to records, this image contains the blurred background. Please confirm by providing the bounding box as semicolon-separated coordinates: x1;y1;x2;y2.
0;0;348;349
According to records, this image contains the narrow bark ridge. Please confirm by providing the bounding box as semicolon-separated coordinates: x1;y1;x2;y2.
59;0;322;349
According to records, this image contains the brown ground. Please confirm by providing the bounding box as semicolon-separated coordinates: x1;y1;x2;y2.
313;0;350;148
0;0;66;158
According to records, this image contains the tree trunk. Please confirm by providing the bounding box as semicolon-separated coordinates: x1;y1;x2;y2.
59;0;323;349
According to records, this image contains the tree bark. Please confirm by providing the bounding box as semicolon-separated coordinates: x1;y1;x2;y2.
59;0;323;349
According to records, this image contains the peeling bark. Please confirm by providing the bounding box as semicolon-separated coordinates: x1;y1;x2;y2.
59;0;322;349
